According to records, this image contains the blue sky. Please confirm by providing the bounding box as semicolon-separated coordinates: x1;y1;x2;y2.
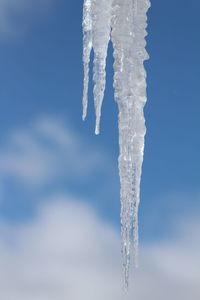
0;0;199;299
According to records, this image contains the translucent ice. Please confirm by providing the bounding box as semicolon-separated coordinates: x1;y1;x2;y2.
82;0;151;288
82;0;112;134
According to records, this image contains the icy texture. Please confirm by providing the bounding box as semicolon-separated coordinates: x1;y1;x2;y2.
111;0;150;288
82;0;112;134
82;0;93;121
82;0;150;288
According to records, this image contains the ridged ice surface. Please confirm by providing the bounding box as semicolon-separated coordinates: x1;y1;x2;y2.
82;0;150;288
82;0;112;134
82;0;93;121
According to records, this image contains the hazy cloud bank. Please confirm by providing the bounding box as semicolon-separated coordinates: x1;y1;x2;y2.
0;194;199;300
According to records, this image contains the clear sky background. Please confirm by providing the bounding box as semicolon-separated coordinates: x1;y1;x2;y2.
0;0;199;299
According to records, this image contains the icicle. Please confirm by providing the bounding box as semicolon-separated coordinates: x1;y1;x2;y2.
82;0;151;288
82;0;112;134
111;0;150;288
92;0;113;134
82;0;93;120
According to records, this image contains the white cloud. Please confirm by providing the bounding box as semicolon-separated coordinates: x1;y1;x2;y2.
0;0;54;38
0;195;199;300
0;116;108;186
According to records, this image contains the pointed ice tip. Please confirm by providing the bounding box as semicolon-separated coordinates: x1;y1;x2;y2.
95;128;100;135
95;119;101;135
123;278;129;293
82;110;87;121
95;121;100;135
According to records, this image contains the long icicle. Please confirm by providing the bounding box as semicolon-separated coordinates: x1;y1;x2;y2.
111;0;150;287
82;0;151;288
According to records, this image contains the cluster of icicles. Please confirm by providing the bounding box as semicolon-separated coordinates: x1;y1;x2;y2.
82;0;150;288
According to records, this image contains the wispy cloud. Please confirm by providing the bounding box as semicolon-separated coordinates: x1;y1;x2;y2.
0;116;109;186
0;0;54;38
0;195;199;300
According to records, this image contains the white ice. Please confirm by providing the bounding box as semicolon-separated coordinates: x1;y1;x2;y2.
82;0;150;288
82;0;112;134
